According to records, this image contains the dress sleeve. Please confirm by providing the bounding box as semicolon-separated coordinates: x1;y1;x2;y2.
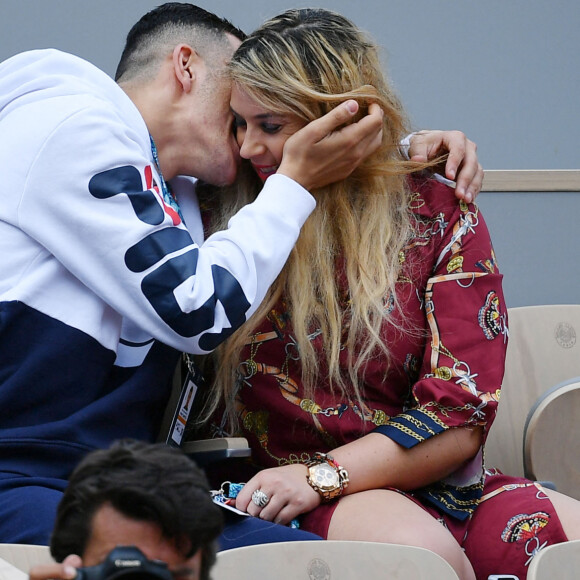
375;190;508;450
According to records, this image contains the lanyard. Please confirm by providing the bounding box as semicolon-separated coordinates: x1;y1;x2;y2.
150;135;183;220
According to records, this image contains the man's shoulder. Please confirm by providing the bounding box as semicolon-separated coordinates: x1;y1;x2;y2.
0;49;123;112
1;48;104;83
0;48;146;157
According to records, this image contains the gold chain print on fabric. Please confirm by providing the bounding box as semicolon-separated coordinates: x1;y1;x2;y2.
234;196;462;459
235;313;390;464
423;201;505;423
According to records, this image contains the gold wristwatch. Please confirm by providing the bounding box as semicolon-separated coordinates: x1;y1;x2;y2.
305;452;349;502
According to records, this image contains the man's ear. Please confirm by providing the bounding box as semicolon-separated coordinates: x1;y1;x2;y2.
171;44;200;93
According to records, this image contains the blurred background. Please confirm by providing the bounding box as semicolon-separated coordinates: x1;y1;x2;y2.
2;0;578;307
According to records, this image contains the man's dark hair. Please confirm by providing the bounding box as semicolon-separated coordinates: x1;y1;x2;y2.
115;2;246;82
50;439;223;580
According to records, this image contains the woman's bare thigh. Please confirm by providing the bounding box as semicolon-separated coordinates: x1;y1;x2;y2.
327;489;475;580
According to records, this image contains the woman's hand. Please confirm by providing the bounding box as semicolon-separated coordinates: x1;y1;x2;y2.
234;463;321;525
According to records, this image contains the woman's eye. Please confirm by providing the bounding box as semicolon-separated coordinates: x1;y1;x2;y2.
232;116;246;137
262;123;282;134
233;117;246;129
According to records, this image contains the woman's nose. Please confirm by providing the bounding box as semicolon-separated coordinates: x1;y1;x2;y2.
238;129;264;160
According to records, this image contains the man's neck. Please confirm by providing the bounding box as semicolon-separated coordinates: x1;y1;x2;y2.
119;81;180;180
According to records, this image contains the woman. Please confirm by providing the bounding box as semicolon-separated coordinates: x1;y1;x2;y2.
198;9;580;579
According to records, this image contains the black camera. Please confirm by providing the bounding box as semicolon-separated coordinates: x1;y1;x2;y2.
75;546;174;580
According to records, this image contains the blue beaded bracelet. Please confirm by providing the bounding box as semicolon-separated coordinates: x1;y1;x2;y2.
213;481;300;529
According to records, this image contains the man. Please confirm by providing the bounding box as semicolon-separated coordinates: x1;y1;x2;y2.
28;440;223;580
0;2;481;545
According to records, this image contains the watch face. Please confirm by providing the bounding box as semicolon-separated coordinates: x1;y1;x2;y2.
310;463;339;491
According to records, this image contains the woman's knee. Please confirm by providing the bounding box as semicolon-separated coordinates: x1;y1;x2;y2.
544;488;580;540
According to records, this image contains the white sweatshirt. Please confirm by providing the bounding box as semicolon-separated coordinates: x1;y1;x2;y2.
0;49;314;475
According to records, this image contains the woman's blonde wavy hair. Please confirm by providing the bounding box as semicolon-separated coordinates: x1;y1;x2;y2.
198;8;438;430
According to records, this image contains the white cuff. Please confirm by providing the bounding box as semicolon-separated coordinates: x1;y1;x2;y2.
399;132;417;160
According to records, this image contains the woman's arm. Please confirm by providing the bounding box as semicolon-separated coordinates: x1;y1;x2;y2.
332;426;482;494
234;425;482;524
236;181;505;524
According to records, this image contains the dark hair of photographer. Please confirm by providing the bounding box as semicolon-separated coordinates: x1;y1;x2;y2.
50;439;223;580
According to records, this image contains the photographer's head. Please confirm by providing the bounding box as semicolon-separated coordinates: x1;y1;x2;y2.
50;439;223;580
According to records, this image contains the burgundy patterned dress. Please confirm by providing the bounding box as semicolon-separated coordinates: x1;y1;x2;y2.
208;177;567;579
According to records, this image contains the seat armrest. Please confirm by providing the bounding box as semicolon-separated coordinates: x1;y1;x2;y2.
182;437;251;466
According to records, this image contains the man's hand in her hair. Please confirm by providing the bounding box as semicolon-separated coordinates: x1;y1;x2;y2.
409;130;483;203
278;101;384;191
